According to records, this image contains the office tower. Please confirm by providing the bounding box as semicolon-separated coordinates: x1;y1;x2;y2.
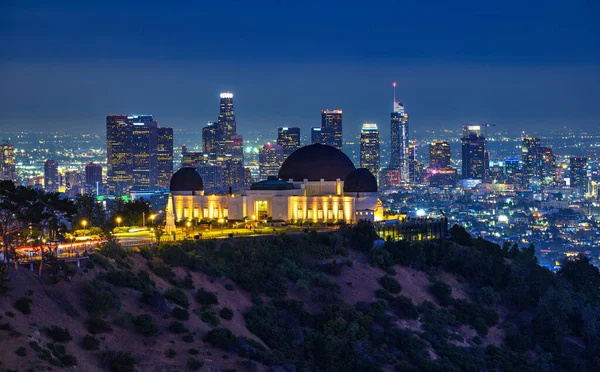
106;114;133;194
181;144;187;154
522;136;541;185
244;167;253;187
320;110;343;150
540;147;556;186
359;123;380;180
429;169;457;188
379;168;402;189
202;122;218;158
390;101;409;179
461;125;486;179
277;127;301;158
218;92;236;138
407;140;423;183
156;127;174;188
429;141;451;170
197;163;224;194
259;143;284;180
85;162;102;188
570;156;588;192
504;158;524;187
182;152;206;168
130;115;158;191
222;158;246;191
0;140;17;182
44;160;59;192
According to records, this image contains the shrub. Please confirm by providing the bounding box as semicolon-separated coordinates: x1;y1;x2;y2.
171;307;190;321
195;288;218;306
83;280;120;315
15;347;27;357
99;240;127;260
5;311;15;317
183;333;194;343
375;288;394;301
198;308;219;327
165;348;176;358
103;350;136;372
188;348;199;355
164;287;189;308
47;326;72;342
148;258;176;281
224;283;234;291
134;314;158;337
505;333;530;352
204;328;237;350
379;275;402;294
187;358;204;370
220;307;234;320
429;281;453;306
476;286;501;306
391;295;419;319
14;297;32;314
81;335;100;350
168;321;188;334
87;317;113;334
105;269;151;292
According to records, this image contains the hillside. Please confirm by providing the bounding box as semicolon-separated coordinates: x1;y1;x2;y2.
0;224;599;372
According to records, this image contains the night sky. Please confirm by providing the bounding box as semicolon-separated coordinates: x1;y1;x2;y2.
1;0;599;138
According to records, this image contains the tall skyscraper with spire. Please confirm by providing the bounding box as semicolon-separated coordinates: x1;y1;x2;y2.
390;82;409;180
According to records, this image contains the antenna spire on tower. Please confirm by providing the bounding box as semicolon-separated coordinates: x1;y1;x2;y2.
392;82;397;103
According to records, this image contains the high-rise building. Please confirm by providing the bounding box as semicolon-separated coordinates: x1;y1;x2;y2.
197;163;224;194
407;140;422;183
429;141;451;170
310;126;333;146
320;110;343;150
461;125;486;180
156;127;174;189
277;127;301;158
44;159;59;192
85;162;103;187
390;101;409;179
522;136;541;185
182;152;206;168
570;156;588;192
259;143;284;180
202;122;218;158
131;115;157;191
106;114;133;194
359;123;380;180
218;92;236;139
0;140;17;183
107;114;173;194
540;147;556;186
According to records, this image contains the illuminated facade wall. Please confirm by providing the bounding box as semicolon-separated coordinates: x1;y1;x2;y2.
375;217;448;242
259;143;284;180
360;123;380;180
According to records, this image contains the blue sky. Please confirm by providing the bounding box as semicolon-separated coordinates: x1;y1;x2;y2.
1;0;599;137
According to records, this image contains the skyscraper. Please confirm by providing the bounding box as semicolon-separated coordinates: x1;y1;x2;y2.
259;143;284;180
320;110;343;150
156;127;174;189
218;92;236;138
202;122;218;158
359;123;380;180
44;159;59;192
540;147;556;186
106;114;132;194
429;141;451;169
131;115;157;191
390;98;409;179
0;140;17;182
522;136;541;185
570;156;588;192
85;162;102;187
277;127;301;158
461;125;486;180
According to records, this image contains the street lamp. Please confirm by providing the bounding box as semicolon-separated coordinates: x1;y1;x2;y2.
81;219;88;235
186;221;191;237
150;214;156;225
116;216;122;228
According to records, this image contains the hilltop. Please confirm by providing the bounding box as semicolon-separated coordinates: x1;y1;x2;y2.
0;224;599;372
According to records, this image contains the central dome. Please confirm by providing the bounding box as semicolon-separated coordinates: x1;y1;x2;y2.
278;143;356;181
170;167;203;192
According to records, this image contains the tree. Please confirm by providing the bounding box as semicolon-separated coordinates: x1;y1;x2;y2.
73;194;106;230
449;224;472;246
108;198;152;227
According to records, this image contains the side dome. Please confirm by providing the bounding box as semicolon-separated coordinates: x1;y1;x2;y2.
170;167;203;192
278;143;356;181
344;168;378;193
